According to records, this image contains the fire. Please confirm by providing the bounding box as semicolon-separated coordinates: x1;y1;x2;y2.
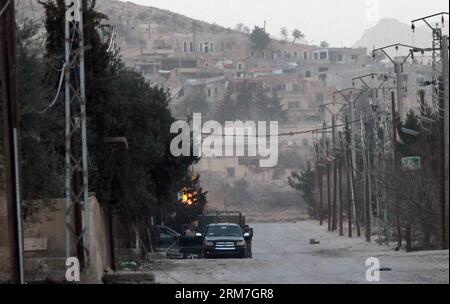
180;188;196;205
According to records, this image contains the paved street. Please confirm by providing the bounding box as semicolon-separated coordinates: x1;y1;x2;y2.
146;220;449;284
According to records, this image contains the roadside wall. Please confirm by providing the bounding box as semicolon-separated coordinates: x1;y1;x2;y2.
23;196;112;283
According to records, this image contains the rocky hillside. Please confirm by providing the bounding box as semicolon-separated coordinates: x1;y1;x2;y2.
17;0;239;35
353;18;449;55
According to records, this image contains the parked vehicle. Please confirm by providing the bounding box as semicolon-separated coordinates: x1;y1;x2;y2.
154;211;253;259
202;223;252;259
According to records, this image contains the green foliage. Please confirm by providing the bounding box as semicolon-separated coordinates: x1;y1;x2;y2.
214;91;236;123
249;26;270;54
182;91;210;116
29;0;202;224
288;164;316;217
292;29;304;43
17;19;63;219
215;86;286;123
398;107;439;176
254;89;286;122
320;41;330;48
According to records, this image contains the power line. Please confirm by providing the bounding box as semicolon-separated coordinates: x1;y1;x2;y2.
196;119;361;138
0;0;11;17
37;63;66;114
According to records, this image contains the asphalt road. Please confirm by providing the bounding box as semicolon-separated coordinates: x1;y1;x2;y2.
146;220;449;284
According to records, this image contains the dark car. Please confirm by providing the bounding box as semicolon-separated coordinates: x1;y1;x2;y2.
202;223;250;259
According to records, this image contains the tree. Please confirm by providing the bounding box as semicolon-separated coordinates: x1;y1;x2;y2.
214;91;236;123
292;29;304;43
320;41;330;48
17;18;62;220
235;23;244;32
242;26;251;35
280;27;288;41
39;0;199;225
288;163;316;217
254;89;286;122
249;26;270;56
182;91;210;116
167;174;208;232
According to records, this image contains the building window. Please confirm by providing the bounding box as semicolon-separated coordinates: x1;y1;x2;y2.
288;102;299;109
190;42;194;52
314;53;319;60
207;88;211;97
305;70;312;77
318;67;329;72
304;51;308;60
210;43;214;52
214;87;218;96
184;42;188;53
227;167;235;178
320;52;327;59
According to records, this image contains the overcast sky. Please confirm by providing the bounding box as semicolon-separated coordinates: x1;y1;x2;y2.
119;0;448;46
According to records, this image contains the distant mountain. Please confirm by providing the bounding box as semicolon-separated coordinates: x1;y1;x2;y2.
353;18;449;56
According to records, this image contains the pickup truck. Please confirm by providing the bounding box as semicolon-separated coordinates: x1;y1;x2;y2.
202;223;253;259
155;211;253;259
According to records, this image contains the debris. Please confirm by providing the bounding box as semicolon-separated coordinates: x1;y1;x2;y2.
310;239;320;245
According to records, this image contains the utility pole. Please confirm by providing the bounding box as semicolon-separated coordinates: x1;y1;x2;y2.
327;154;331;231
315;140;324;225
338;132;344;237
321;100;351;234
344;119;354;237
0;0;24;283
390;91;402;249
411;12;449;249
373;44;417;121
64;0;89;267
331;114;338;232
334;89;364;179
361;116;371;242
443;35;449;249
438;76;447;249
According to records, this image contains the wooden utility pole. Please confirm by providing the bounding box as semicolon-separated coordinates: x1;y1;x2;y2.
338;132;344;236
0;0;24;283
442;36;449;249
391;91;402;248
438;76;448;249
327;162;331;231
344;121;352;237
331;115;338;232
318;166;324;225
315;143;324;225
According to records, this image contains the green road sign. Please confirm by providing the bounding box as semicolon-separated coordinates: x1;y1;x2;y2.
401;156;421;170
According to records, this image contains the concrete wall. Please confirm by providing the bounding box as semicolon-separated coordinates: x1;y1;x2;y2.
23;197;112;283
